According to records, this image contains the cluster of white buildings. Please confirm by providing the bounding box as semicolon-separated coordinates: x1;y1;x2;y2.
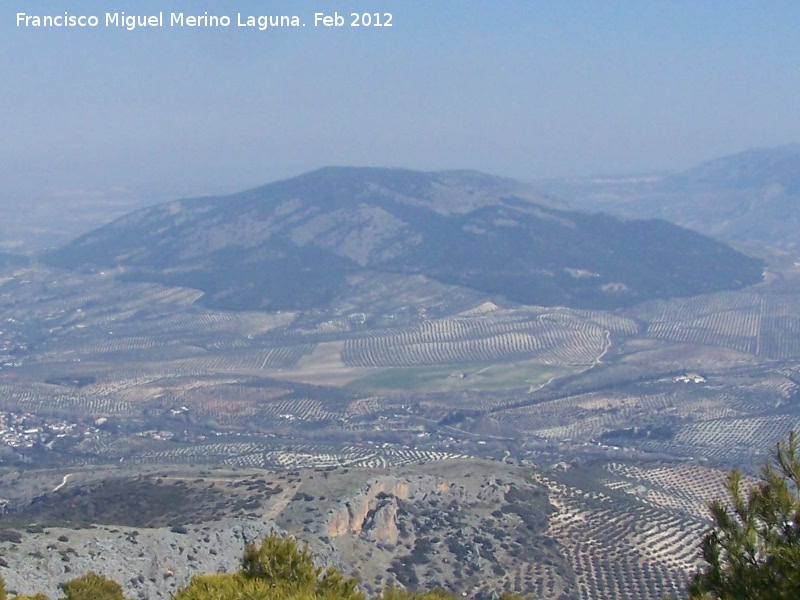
0;411;80;449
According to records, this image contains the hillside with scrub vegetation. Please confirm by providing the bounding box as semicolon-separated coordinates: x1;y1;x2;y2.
3;432;800;600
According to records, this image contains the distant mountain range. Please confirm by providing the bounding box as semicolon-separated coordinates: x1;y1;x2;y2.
541;144;800;252
43;167;763;311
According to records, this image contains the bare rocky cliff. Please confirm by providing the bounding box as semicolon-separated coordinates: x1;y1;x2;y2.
326;476;454;544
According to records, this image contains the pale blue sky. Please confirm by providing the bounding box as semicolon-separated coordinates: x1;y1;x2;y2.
3;0;800;203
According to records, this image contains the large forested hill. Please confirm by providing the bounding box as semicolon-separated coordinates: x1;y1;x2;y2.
44;167;763;311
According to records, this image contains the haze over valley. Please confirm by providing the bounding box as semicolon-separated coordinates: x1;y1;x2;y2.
1;148;800;599
4;2;800;598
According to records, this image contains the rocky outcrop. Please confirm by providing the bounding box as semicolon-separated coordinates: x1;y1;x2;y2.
0;463;569;600
363;499;399;545
326;475;453;542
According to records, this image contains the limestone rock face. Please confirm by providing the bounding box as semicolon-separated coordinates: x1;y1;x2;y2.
363;499;399;545
326;475;454;540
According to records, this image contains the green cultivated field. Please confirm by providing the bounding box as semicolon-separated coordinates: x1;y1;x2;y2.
346;361;573;393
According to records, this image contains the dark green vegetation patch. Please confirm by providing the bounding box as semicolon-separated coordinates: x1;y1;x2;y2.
1;476;282;528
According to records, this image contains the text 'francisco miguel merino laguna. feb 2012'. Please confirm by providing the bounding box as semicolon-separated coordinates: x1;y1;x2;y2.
15;11;394;31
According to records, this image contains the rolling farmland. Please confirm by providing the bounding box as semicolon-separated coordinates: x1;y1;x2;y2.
342;311;608;367
532;463;722;600
4;257;800;600
3;260;800;473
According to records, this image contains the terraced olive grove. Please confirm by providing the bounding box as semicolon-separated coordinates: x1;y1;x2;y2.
0;233;798;599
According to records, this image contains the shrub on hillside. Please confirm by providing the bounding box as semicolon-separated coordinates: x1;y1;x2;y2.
175;532;363;600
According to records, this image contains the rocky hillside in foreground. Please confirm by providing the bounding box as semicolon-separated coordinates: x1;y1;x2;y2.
43;167;763;311
0;459;708;600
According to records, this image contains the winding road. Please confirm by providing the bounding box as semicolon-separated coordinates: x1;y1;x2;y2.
53;473;72;492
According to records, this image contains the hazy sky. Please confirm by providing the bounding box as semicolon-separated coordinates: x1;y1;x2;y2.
4;0;800;203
